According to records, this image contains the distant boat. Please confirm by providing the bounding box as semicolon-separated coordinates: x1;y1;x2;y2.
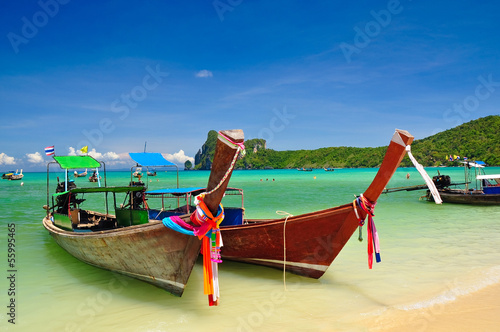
425;161;500;205
9;169;23;180
147;169;157;176
2;171;15;179
297;167;313;171
88;170;101;183
73;169;87;178
324;168;335;172
133;167;142;178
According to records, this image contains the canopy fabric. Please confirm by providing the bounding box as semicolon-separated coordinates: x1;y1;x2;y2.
129;153;176;167
53;156;101;169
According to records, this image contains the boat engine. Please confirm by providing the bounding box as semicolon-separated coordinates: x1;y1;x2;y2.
131;190;146;209
54;178;80;213
432;174;451;189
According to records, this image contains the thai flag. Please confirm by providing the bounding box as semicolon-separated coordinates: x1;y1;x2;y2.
45;146;55;156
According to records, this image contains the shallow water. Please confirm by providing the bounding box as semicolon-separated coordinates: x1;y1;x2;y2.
1;167;499;331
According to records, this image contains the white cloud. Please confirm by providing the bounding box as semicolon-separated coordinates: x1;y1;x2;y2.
195;70;213;78
163;150;194;165
0;153;16;165
68;147;120;161
26;151;45;164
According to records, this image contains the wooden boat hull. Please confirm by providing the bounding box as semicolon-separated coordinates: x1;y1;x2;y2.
221;204;358;278
43;216;201;296
220;129;414;278
427;189;500;205
42;129;244;299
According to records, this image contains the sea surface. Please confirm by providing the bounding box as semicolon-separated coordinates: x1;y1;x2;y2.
1;167;500;331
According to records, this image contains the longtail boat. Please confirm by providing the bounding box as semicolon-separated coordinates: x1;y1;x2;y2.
425;161;500;205
42;129;244;298
73;169;87;177
146;129;414;279
220;129;413;278
5;169;23;180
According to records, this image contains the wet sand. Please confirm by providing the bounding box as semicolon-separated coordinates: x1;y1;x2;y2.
360;283;500;331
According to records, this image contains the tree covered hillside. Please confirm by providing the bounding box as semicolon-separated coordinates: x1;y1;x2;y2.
193;116;500;169
407;115;500;166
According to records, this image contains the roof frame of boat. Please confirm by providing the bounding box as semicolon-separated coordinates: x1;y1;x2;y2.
46;155;108;210
59;185;146;195
145;187;244;214
129;152;179;188
476;174;500;180
146;187;242;197
460;160;486;168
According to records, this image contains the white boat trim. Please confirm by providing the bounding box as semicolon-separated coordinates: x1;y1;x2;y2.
228;257;329;272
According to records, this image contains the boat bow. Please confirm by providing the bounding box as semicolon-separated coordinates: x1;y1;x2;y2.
220;129;414;278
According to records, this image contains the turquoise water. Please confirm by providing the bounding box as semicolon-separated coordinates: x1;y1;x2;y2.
1;167;500;331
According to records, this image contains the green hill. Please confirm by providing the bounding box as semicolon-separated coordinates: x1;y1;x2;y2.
407;115;500;166
194;115;500;169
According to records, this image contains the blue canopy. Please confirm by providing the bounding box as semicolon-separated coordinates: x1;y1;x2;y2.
129;153;176;167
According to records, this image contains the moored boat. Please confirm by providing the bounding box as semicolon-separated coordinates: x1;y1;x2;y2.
148;129;414;279
425;161;500;205
219;129;413;278
9;169;23;180
42;129;244;299
88;169;101;183
73;169;87;177
1;171;14;179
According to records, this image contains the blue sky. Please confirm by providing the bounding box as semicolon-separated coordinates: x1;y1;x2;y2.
1;0;499;171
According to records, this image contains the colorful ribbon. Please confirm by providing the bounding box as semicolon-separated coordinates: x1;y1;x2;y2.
161;130;242;306
354;194;381;269
162;193;225;306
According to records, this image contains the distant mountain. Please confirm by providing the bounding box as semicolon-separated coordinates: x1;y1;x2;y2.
408;115;500;166
194;116;500;169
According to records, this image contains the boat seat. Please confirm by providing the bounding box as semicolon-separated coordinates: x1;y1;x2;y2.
115;207;149;227
70;209;80;225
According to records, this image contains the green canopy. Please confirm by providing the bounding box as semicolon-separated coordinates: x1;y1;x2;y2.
53;156;101;169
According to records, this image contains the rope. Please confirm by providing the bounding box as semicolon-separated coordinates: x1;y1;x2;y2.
276;210;293;290
205;131;245;196
353;194;380;269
